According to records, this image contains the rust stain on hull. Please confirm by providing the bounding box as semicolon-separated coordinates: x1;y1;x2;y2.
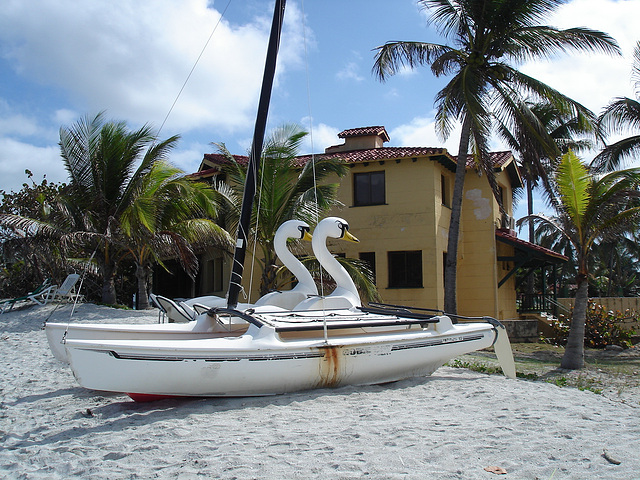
317;345;341;388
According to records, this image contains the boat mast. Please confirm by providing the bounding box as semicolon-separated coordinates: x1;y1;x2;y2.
227;0;287;309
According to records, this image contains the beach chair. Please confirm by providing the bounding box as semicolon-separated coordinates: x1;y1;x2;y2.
154;295;196;323
0;279;56;314
52;273;82;303
149;293;167;323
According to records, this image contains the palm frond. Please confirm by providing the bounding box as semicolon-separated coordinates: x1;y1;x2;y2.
556;151;591;236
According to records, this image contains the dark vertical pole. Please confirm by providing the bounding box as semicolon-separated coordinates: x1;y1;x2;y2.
227;0;287;309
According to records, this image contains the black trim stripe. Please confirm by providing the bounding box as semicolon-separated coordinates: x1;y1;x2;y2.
102;332;487;363
392;333;486;351
108;350;324;363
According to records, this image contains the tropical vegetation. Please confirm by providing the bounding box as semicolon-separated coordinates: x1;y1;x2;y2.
372;0;620;314
592;41;640;173
520;151;640;369
0;171;68;297
1;113;228;307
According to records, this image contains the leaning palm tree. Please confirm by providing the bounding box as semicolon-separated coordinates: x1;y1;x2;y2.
592;41;640;173
59;112;180;304
520;151;640;369
498;99;597;235
373;0;620;314
118;161;234;309
213;124;379;301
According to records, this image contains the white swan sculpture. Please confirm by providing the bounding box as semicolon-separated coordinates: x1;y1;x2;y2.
254;220;318;309
183;219;316;310
294;216;361;311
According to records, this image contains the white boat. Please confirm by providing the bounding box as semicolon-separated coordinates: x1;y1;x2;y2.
49;0;516;400
63;304;513;400
46;219;314;363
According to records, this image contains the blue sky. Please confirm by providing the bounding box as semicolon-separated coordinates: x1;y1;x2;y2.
0;0;638;225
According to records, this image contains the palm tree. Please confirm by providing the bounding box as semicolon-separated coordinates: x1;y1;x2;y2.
499;100;596;235
592;41;640;173
214;124;347;296
213;124;379;301
118;161;233;309
520;151;640;369
372;0;620;314
590;236;640;297
59;112;180;304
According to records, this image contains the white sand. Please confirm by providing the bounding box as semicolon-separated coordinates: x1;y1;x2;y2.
1;303;639;480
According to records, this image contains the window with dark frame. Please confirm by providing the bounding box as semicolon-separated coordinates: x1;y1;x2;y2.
388;250;423;288
441;174;450;207
359;252;376;283
353;171;385;206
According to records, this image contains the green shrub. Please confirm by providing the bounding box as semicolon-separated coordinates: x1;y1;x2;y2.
544;301;638;349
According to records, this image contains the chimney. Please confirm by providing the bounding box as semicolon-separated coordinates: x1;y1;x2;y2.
325;126;390;153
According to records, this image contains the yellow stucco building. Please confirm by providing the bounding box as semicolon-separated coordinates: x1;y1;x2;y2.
172;125;565;336
302;126;523;320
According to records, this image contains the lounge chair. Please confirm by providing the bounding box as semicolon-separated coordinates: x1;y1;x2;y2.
0;280;57;314
149;293;167;323
153;295;196;323
52;274;82;303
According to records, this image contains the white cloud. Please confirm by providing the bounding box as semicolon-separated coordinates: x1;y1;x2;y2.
170;141;211;175
521;0;638;114
390;116;461;153
53;110;80;128
0;0;306;134
300;121;340;154
336;61;364;82
0;138;66;192
0;99;57;142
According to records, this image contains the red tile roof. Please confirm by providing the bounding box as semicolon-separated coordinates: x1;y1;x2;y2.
199;130;515;172
466;151;514;168
338;126;390;142
202;152;249;165
297;146;452;165
201;148;515;171
496;229;568;262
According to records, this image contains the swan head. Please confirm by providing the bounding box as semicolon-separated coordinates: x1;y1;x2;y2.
315;217;359;243
276;219;313;242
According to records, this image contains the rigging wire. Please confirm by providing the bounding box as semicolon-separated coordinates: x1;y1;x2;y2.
56;1;235;322
156;0;234;139
300;0;329;342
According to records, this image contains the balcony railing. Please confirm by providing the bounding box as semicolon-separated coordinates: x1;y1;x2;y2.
517;294;571;318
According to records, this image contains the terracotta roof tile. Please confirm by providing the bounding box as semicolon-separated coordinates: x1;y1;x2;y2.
466;151;513;168
203;153;249;165
338;126;390;142
201;148;516;171
496;229;568;262
297;146;452;165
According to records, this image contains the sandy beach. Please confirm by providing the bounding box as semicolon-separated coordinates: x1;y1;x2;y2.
1;303;639;480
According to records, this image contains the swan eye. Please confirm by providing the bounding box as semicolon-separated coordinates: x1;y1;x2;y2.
298;225;310;238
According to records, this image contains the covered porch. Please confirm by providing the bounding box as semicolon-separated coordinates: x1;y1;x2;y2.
495;229;569;341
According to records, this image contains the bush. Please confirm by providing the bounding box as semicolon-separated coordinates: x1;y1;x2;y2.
544;301;638;349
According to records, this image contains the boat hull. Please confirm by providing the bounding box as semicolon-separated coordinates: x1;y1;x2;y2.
64;322;497;397
46;313;251;363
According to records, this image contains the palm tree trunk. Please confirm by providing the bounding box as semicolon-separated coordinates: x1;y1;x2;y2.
101;260;117;305
526;179;535;299
260;259;278;297
135;263;150;310
560;275;588;369
444;115;472;315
